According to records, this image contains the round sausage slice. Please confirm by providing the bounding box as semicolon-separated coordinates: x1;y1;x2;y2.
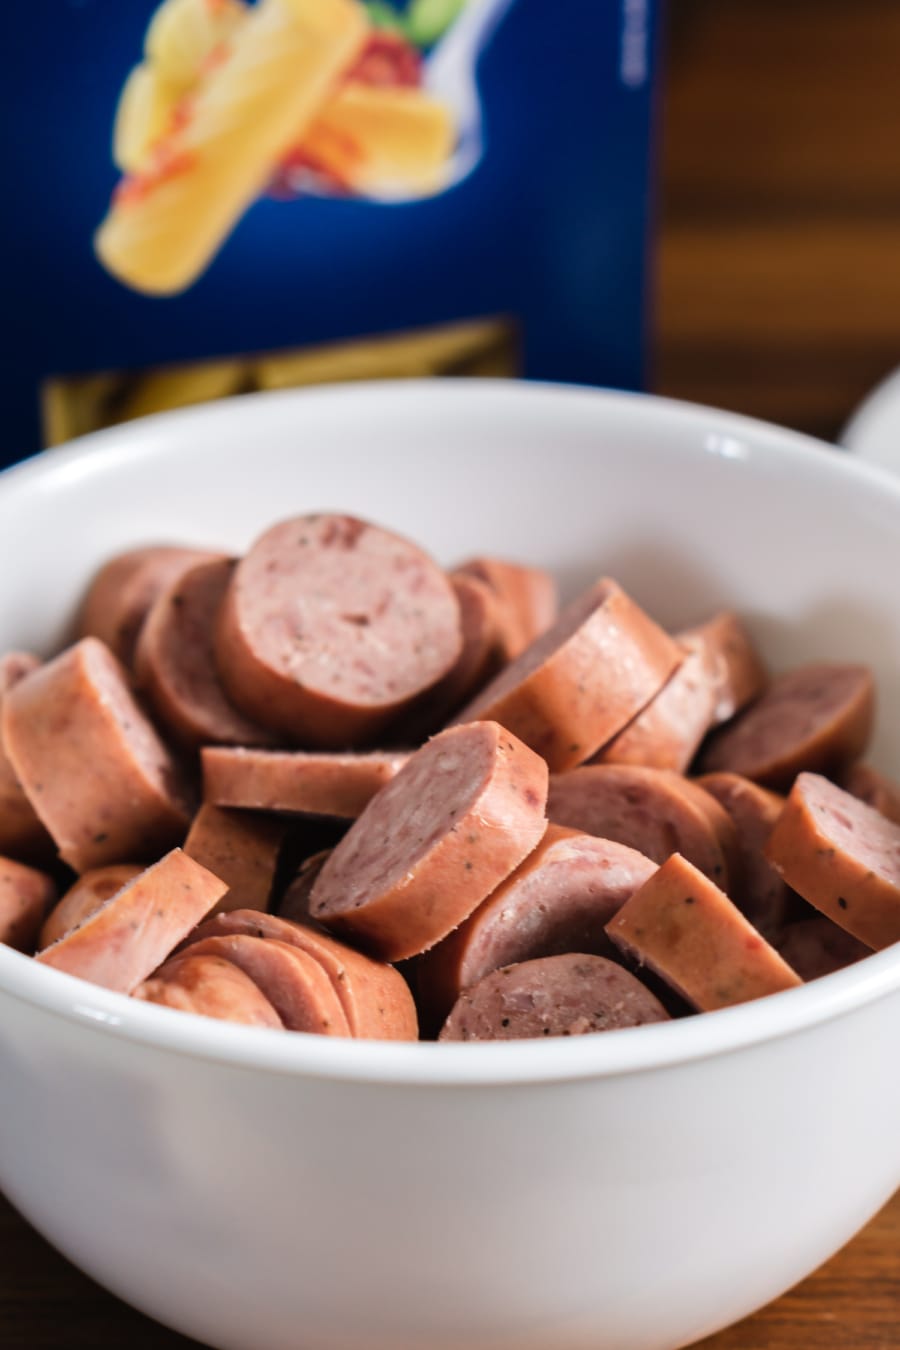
215;514;462;746
417;825;657;1024
547;764;737;888
76;544;223;667
765;771;900;950
135;558;278;748
699;663;874;789
183;934;350;1035
452;557;558;660
774;918;871;982
2;638;193;873
843;763;900;827
454;579;682;773
202;747;409;818
309;721;549;962
39;863;144;951
0;856;56;954
135;953;285;1029
438;954;670;1041
277;850;332;924
681;611;767;725
183;804;286;915
694;772;793;938
0;652;53;863
606;853;803;1011
181;909;418;1040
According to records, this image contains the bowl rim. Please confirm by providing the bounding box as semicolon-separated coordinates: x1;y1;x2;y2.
3;377;900;1088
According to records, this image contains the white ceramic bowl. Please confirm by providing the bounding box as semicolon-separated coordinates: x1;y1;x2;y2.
0;381;899;1350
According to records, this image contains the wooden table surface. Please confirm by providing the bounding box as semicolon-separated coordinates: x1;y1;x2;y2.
4;1;900;1346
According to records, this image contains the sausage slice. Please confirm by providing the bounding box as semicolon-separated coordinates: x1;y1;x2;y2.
202;746;408;818
135;953;285;1028
215;514;462;746
0;856;56;954
452;557;557;660
455;579;681;772
438;953;670;1041
681;611;767;725
183;804;286;914
765;771;900;949
308;721;549;961
694;772;793;937
774;918;871;981
0;653;53;863
276;850;332;924
843;763;900;827
606;853;802;1010
39;864;144;950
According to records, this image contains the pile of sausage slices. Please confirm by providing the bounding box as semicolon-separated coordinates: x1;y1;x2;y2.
0;512;896;1043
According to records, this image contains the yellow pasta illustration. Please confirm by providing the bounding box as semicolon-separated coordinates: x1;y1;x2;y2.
144;0;248;88
96;0;368;295
113;64;183;174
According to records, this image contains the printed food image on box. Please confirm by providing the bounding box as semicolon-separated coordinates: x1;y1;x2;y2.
97;0;513;295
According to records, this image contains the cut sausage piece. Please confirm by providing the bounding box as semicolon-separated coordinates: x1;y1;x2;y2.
135;953;285;1029
774;918;871;981
606;853;803;1011
438;953;670;1041
36;849;227;993
202;747;409;818
76;545;223;667
452;557;557;660
135;558;278;749
843;763;900;828
182;935;350;1035
699;663;874;790
455;579;682;772
695;772;793;938
0;653;54;863
418;825;657;1024
0;856;56;954
181;909;417;1040
183;804;286;915
39;864;144;950
309;721;549;961
277;850;332;925
2;638;192;873
765;772;900;949
681;611;767;725
547;764;737;888
215;514;462;746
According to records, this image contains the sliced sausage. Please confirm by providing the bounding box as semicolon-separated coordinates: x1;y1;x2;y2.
135;558;278;749
181;909;417;1040
417;825;657;1024
681;611;767;725
774;918;871;981
182;934;350;1035
438;953;670;1041
452;557;557;660
39;864;144;950
0;653;54;863
0;856;56;954
277;850;332;924
843;763;900;827
308;721;549;961
76;544;223;667
135;953;285;1028
765;771;900;949
454;579;682;772
699;663;874;789
35;849;227;993
547;764;737;888
694;772;793;937
215;514;462;746
202;747;409;818
605;853;803;1011
183;804;286;914
2;638;192;872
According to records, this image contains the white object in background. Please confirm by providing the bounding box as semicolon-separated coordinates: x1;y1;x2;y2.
840;364;900;468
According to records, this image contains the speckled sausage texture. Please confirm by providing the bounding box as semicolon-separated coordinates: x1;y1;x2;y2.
605;853;802;1011
39;864;143;951
215;514;462;746
454;579;682;773
695;772;792;938
0;856;56;954
135;953;285;1029
183;804;286;915
0;653;53;863
417;824;657;1024
2;638;192;873
765;772;900;950
181;909;418;1040
76;545;223;667
36;849;227;993
202;747;409;818
699;663;874;789
309;721;549;962
439;954;670;1041
135;558;278;749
